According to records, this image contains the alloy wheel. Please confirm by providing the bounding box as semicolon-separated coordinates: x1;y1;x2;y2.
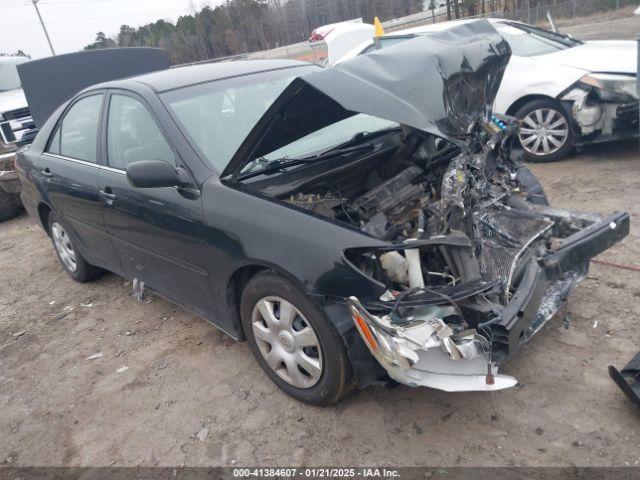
518;108;569;157
251;296;323;388
51;222;77;272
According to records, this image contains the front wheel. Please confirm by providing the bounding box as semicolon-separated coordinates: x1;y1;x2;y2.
241;271;353;405
515;99;574;163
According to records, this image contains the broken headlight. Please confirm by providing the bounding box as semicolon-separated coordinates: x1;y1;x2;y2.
580;73;638;102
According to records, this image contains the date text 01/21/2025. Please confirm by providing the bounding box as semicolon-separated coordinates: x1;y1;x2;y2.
232;468;401;478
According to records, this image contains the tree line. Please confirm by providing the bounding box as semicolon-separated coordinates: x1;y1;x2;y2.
84;0;424;63
82;0;587;63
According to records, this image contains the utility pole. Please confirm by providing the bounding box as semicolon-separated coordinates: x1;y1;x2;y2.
31;0;56;56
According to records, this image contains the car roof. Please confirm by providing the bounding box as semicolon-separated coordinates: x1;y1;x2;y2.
94;59;312;93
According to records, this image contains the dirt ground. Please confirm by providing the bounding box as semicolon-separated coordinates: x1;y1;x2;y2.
559;6;640;40
1;138;639;468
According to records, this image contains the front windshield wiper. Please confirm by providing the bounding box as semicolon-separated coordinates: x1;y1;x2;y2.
237;143;375;181
507;21;582;47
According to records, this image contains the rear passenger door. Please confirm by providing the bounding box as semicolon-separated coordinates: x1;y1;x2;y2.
39;92;118;270
98;91;211;316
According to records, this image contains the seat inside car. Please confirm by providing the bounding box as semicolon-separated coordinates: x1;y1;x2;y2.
120;104;175;167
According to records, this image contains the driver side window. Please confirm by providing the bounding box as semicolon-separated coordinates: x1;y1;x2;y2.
107;94;176;170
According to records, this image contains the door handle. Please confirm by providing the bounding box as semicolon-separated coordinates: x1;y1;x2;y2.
42;168;53;178
99;189;117;204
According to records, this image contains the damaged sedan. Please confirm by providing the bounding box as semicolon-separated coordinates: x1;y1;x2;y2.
17;20;629;405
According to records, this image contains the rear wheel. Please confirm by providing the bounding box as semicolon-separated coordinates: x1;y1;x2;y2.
241;271;352;405
516;99;574;163
47;212;102;282
0;187;23;222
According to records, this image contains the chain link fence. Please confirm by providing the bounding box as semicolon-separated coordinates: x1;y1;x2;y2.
389;0;638;30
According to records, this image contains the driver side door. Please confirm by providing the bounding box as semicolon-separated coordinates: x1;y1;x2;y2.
97;91;212;318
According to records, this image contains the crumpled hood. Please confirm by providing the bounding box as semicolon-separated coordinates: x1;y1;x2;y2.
0;88;28;115
224;20;511;178
535;40;637;75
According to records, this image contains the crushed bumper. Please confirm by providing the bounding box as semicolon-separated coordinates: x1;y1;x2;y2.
561;88;638;145
609;352;640;410
492;211;629;360
0;151;20;194
347;211;630;393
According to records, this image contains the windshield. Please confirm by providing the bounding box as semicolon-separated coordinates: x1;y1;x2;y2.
0;57;28;92
161;65;317;172
493;23;581;57
244;114;398;171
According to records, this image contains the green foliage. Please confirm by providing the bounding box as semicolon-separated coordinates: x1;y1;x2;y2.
84;31;117;50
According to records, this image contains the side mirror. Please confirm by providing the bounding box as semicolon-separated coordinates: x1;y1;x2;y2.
126;160;182;189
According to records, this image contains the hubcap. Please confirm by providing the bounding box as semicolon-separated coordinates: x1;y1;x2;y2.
251;296;323;389
51;222;77;272
518;108;569;156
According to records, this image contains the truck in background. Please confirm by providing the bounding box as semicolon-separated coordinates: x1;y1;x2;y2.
0;56;38;221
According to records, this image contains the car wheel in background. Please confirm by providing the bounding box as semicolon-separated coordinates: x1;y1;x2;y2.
241;271;353;405
0;188;23;222
47;212;102;282
515;99;574;163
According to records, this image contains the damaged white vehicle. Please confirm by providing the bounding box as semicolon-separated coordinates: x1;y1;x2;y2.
335;18;639;163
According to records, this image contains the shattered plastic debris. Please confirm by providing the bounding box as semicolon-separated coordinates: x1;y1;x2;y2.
86;352;103;361
80;303;93;308
132;278;145;302
116;366;129;373
196;426;209;442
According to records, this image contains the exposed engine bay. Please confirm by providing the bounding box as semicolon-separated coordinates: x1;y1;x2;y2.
278;116;554;296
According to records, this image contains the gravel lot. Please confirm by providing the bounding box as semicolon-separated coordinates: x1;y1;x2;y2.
1;138;639;468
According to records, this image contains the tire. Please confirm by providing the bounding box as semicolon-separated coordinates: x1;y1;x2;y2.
47;212;102;282
515;99;574;163
241;271;353;405
0;187;23;222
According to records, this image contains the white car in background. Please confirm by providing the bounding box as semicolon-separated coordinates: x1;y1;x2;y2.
334;18;638;162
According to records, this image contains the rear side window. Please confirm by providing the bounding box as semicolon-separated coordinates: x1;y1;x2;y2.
107;94;176;170
47;94;103;163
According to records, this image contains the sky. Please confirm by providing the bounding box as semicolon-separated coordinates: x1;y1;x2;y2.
0;0;218;59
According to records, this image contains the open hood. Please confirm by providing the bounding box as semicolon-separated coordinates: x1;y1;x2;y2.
222;20;511;179
18;48;169;128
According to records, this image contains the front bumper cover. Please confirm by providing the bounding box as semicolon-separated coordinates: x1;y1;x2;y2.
347;211;630;392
